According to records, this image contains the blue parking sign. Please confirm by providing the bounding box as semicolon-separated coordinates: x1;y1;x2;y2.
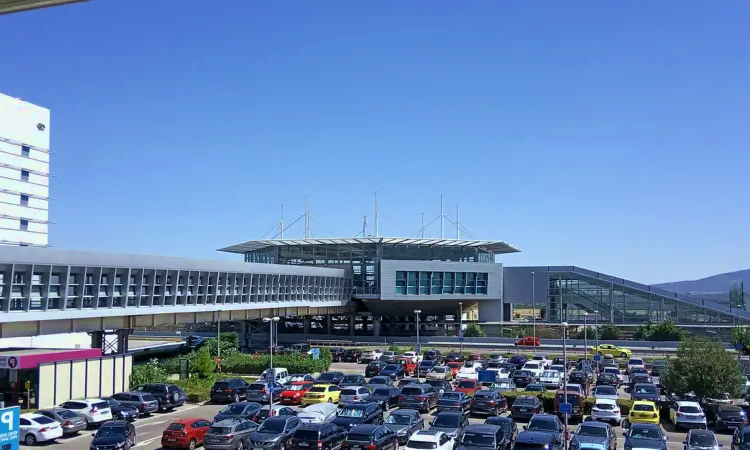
559;403;572;415
593;355;601;361
0;406;20;450
310;348;320;360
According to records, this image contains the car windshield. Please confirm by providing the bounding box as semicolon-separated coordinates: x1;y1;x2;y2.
258;421;285;434
462;432;496;447
341;377;360;383
432;415;460;427
407;441;437;449
309;387;326;393
542;371;558;378
629;359;644;365
220;404;248;414
104;398;120;406
386;414;411;425
604;368;620;374
689;434;717;447
529;418;557;431
458;380;476;388
442;393;461;400
635;386;657;394
629;426;662;440
96;426;126;438
318;373;336;381
337;408;365;418
209;426;232;435
577;425;608;437
633;404;655;412
372;388;391;396
369;378;387;385
287;384;312;391
595;386;617;395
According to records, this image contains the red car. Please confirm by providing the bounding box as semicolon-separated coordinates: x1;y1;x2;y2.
161;418;212;450
447;362;461;378
455;379;480;397
279;381;314;405
515;336;541;347
395;357;417;376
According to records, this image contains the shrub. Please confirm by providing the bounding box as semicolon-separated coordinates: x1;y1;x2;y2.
388;345;401;352
221;351;331;375
192;347;216;378
463;323;486;338
599;323;621;340
131;359;168;389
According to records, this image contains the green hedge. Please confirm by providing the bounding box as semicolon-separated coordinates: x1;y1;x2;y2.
500;390;633;416
220;349;331;375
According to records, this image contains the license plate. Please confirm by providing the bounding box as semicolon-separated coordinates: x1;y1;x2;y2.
215;389;223;392
352;446;361;450
167;438;176;442
299;443;309;447
518;408;527;412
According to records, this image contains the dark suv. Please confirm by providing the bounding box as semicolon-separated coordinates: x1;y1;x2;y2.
343;349;362;363
332;403;384;431
212;378;252;403
249;416;302;450
423;350;443;363
291;423;346;450
135;383;187;411
366;361;387;378
110;391;160;416
330;347;345;362
458;424;506;450
398;384;439;413
205;418;259;450
90;420;137;450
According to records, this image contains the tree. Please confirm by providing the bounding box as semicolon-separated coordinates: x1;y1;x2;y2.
648;320;687;341
633;322;653;340
204;332;239;359
574;326;597;340
732;326;750;355
130;358;168;389
661;337;746;401
190;347;216;378
599;323;621;340
463;323;486;338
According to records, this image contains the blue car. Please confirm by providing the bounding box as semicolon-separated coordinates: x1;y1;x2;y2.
379;364;406;380
213;401;263;422
245;382;284;404
622;423;668;450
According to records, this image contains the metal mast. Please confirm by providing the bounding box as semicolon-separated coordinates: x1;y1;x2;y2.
362;214;368;237
304;197;310;239
374;190;379;237
279;204;284;239
440;195;444;239
456;204;460;239
421;213;425;238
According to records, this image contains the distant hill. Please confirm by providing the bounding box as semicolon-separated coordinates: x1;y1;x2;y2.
654;269;750;294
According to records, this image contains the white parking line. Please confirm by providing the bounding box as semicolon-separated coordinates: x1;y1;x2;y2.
136;437;159;447
136;419;168;429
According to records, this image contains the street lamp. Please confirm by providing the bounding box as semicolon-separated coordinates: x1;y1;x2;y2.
414;310;422;379
459;302;463;353
531;271;536;342
594;310;599;362
583;312;588;363
217;309;222;363
263;316;281;413
561;322;570;450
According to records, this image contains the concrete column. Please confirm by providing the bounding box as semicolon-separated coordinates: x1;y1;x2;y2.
326;315;332;334
373;318;381;337
90;331;104;350
303;316;311;335
349;315;356;337
116;329;132;354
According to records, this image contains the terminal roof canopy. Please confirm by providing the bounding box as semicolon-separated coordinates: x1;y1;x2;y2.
0;0;86;15
218;237;521;255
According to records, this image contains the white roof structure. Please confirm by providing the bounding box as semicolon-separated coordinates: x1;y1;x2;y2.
0;0;87;15
219;237;520;254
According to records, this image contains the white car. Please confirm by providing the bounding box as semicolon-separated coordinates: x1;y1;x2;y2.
522;362;544;380
549;364;566;374
590;399;621;425
57;398;113;425
627;358;645;373
457;366;478;380
405;430;455;450
403;351;419;363
531;354;551;369
361;349;384;362
592;385;619;400
298;403;339;423
20;413;63;445
670;401;707;429
539;370;563;389
603;367;624;381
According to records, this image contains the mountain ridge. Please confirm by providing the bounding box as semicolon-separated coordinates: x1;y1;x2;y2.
654;268;750;294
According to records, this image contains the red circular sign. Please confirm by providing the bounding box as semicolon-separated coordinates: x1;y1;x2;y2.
216;356;223;363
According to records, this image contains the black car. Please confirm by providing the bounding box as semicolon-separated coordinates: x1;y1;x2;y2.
622;423;668;450
716;405;748;432
366;361;388;378
384;409;424;444
211;378;252;403
255;406;298;423
512;370;535;388
568;371;588;385
438;391;471;414
214;402;264;423
484;417;518;450
343;349;362;363
368;387;402;410
499;363;517;376
380;354;399;364
418;360;437;376
339;374;367;387
629;375;653;390
291;423;346;450
423;350;443;364
650;360;667;377
101;397;139;421
732;426;750;450
134;383;187;411
332;403;384;431
630;383;660;402
330;347;345;362
398;384;439;413
514;430;563;450
525;414;565;443
510;395;544;421
379;364;406;380
571;421;617;450
458;424;505;450
429;411;470;442
427;379;454;396
509;355;528;370
470;390;507;416
315;372;345;385
445;353;465;363
249;416;302;450
91;420;136;450
342;424;399;450
246;382;285;404
596;374;620;388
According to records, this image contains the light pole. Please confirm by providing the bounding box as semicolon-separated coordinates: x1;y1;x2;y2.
415;309;421;379
594;310;599;363
263;316;281;414
217;309;222;363
459;302;463;353
531;271;536;342
583;312;588;363
561;322;570;450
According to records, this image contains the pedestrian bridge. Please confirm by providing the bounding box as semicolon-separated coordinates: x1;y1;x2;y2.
0;247;352;339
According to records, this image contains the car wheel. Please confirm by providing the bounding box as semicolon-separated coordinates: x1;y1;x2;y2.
25;434;37;446
620;352;627;358
328;398;333;403
234;393;240;403
238;441;246;450
187;438;197;450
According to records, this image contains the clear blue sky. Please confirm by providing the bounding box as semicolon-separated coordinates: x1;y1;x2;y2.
2;1;748;284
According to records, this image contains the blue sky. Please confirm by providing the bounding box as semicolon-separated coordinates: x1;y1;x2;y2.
2;1;748;284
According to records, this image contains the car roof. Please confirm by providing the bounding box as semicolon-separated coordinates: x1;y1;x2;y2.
676;401;701;407
593;398;618;405
391;408;419;416
348;424;379;433
174;417;208;424
435;411;463;418
517;431;554;442
466;424;501;433
264;416;295;424
530;414;557;422
486;416;513;424
20;413;45;419
632;400;657;406
579;421;609;429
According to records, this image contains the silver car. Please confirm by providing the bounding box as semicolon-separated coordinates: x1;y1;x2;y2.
34;408;86;435
339;386;370;405
204;418;259;450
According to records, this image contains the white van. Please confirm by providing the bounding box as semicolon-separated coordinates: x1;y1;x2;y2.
260;367;289;384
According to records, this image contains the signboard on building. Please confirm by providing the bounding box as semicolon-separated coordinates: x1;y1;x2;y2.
0;406;20;450
0;356;19;369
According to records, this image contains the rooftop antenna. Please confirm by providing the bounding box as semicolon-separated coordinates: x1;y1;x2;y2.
440;195;444;239
304;197;310;239
280;204;284;239
362;214;368;237
421;212;425;238
374;190;379;237
456;204;460;239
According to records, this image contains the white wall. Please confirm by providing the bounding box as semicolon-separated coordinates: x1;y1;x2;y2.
0;332;92;349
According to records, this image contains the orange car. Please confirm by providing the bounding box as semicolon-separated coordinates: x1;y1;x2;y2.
515;336;541;347
279;381;314;405
395;357;417;376
447;362;461;378
455;379;480;397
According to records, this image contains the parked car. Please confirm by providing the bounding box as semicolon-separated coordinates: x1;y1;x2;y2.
330;347;345;362
515;336;541;347
161;418;212;450
366;361;388;378
509;395;544;421
591;399;622;425
343;349;362;363
512;370;535;388
380;364;407;380
403;352;419;364
514;430;562;450
628;400;660;426
456;379;480;397
395;357;418;376
715;405;746;432
291;422;346;450
406;430;455;450
301;385;342;405
424;350;443;364
398;384;440;413
280;382;315;405
540;370;564;389
631;384;660;402
339;374;367;387
445;353;465;363
469;390;507;416
732;426;750;450
398;378;421;388
418;360;437;376
90;420;137;450
368;387;402;410
100;397;140;421
592;385;619;401
427;379;454;396
683;429;720;450
438;391;472;414
361;349;384;363
255;405;298;423
367;376;395;390
315;372;345;385
627;358;646;374
427;366;453;381
531;354;551;369
483;417;517;450
339;386;371;406
111;391;160;415
204;417;259;450
298;403;339;424
596;374;620;388
555;389;585;421
19;412;63;445
457;424;507;450
384;409;424;445
570;421;616;450
332;403;384;431
525;414;566;442
342;424;398;450
214;402;263;423
525;384;547;393
286;374;316;385
34;408;87;435
211;378;252;403
135;383;187;411
669;401;708;430
249;416;302;450
246;382;285;404
57;398;113;426
622;423;668;450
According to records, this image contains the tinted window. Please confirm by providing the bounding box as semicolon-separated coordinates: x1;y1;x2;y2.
214;382;230;390
96;426;127;437
31;416;55;425
458;380;476;388
578;425;608;437
347;433;372;442
210;426;231;435
633;404;655;412
386;414;412;425
432;415;460;427
514;444;549;450
595;403;617;410
168;423;186;431
680;406;701;413
93;402;109;409
56;410;77;419
294;430;320;440
372;389;392;396
462;432;496;447
401;387;423;396
220;404;249;414
407;441;437;449
318;373;336;381
441;393;461;400
689;434;717;447
594;386;617;395
259;421;286;434
529;418;558;431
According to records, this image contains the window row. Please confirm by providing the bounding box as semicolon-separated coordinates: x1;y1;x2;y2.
395;271;488;295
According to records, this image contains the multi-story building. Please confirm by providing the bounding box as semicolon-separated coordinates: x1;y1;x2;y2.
0;93;50;247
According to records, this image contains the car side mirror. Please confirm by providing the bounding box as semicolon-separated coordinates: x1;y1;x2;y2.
664;437;669;441
523;425;527;430
682;441;687;445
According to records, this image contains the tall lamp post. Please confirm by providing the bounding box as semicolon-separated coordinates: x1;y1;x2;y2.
217;310;222;361
415;310;421;379
583;312;588;363
459;302;463;353
561;322;570;450
594;310;599;365
531;271;536;342
263;316;281;413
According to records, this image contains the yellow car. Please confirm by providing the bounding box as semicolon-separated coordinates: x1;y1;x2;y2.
301;384;341;405
589;344;632;359
628;400;660;425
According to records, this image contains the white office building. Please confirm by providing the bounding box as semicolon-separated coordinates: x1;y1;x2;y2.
0;93;50;246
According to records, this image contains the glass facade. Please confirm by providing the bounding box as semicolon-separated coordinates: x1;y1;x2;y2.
395;271;488;295
245;243;497;296
545;267;750;325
